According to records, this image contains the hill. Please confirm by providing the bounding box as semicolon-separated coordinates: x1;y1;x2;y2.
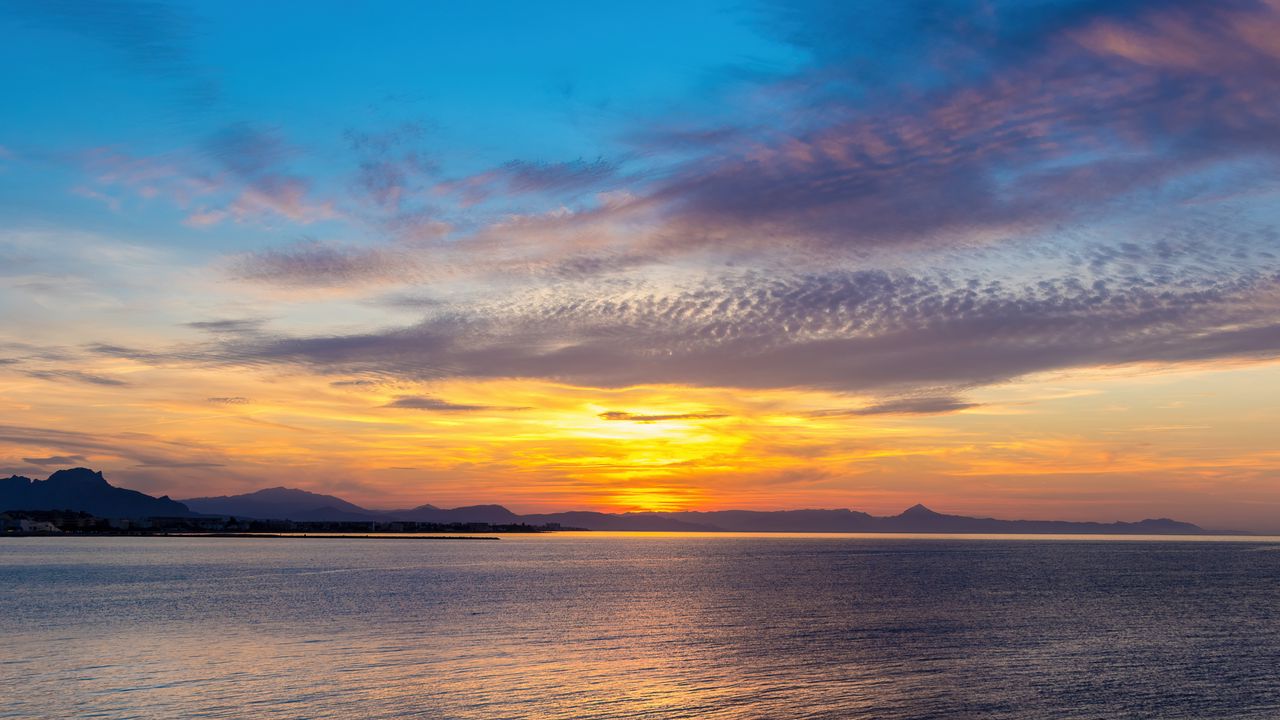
182;487;383;522
0;468;193;518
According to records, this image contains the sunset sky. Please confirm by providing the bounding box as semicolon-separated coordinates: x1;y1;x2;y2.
3;0;1280;530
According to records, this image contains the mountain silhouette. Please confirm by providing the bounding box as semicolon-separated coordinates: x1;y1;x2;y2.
393;503;521;524
183;487;382;522
657;509;877;532
181;491;529;524
0;468;193;518
7;468;1214;533
522;511;722;532
176;481;1210;534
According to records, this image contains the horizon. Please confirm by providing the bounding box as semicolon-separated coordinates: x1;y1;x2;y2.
3;466;1236;532
5;1;1280;533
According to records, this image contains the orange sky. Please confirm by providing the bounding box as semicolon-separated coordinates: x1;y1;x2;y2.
4;353;1279;531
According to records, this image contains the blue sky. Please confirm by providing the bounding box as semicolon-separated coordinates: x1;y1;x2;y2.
1;1;799;248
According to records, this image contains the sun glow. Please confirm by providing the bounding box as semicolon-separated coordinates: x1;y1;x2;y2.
4;353;1280;528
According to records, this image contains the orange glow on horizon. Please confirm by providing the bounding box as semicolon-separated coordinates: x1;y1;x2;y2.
3;356;1280;530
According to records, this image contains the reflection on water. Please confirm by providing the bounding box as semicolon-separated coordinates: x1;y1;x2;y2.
3;535;1280;719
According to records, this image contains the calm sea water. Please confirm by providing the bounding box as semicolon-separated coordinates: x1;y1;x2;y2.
3;534;1280;719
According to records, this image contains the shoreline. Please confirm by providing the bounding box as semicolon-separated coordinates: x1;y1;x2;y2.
2;532;502;540
3;530;1273;541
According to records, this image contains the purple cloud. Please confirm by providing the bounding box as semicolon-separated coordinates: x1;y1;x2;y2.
810;396;980;417
26;369;128;387
135;246;1280;393
228;239;415;287
21;454;88;466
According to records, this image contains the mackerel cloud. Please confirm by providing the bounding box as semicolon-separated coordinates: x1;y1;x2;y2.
79;0;1280;395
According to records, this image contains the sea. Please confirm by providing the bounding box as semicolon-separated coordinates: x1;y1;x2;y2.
3;533;1279;719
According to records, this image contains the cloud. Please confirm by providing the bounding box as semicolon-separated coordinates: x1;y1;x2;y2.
206;397;249;404
582;0;1280;257
811;396;979;417
0;425;118;458
189;177;338;226
234;0;1280;288
133;460;226;468
26;369;128;387
0;423;232;478
228;239;416;287
497;158;618;194
80;140;337;228
24;0;1280;406
199;124;336;223
83;148;220;210
21;455;87;466
542;252;658;280
598;411;729;423
440;158;619;205
381;395;525;412
185;319;266;335
381;210;451;244
344;122;436;210
173;253;1280;393
83;343;171;364
1070;2;1280;72
203;122;293;179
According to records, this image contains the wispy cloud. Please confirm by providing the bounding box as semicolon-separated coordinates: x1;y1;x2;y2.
381;395;526;412
227;238;416;287
170;259;1280;393
133;460;226;468
345;122;436;211
497;0;1280;266
21;454;87;466
189;177;338;226
185;319;266;335
811;396;979;417
198;122;336;224
206;396;249;404
440;158;619;205
599;411;729;423
26;369;128;387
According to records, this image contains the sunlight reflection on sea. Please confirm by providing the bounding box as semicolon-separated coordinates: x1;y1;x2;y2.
3;534;1279;719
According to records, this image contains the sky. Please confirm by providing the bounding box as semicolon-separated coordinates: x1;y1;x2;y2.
3;0;1280;530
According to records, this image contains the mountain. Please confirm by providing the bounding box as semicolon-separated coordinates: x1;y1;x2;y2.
521;504;1207;534
0;468;193;518
393;503;521;524
867;504;1205;534
522;511;722;532
180;492;532;524
181;489;1212;533
661;508;878;533
181;487;385;521
16;468;1214;533
177;488;720;529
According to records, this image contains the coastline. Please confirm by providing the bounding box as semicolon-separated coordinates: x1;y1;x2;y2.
2;532;502;540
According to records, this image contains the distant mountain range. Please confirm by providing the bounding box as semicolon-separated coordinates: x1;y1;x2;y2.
183;481;1212;534
3;468;1215;534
